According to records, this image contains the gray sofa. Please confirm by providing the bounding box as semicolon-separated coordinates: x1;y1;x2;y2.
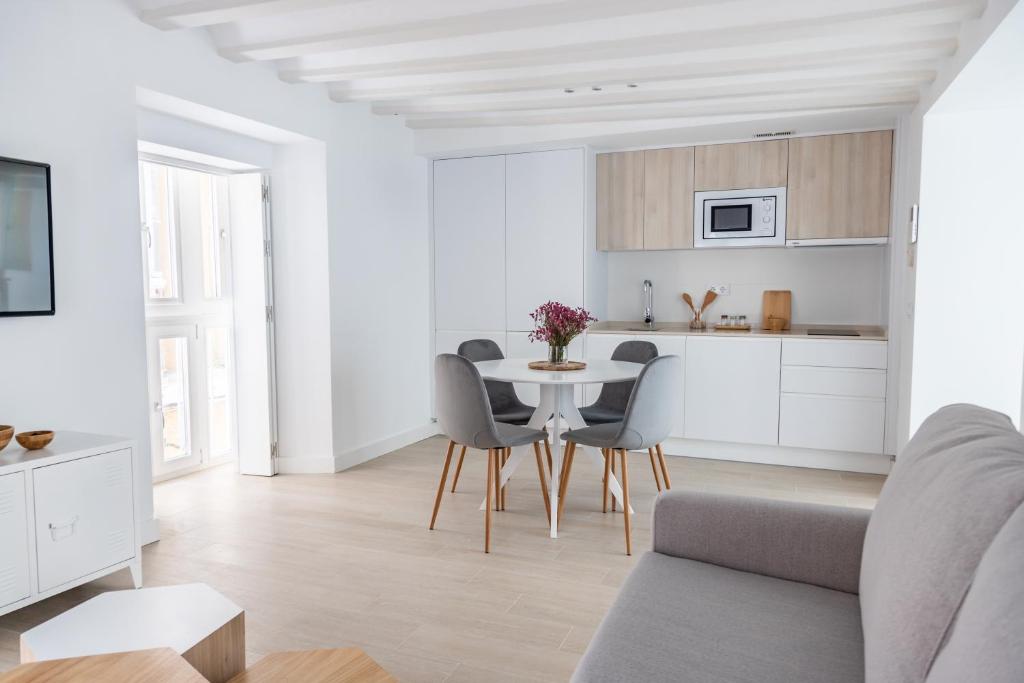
572;404;1024;683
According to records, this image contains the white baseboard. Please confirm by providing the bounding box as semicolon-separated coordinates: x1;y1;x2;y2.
141;517;161;546
276;454;337;474
333;422;441;472
660;437;893;475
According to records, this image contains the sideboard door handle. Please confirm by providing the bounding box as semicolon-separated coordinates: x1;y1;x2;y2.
48;515;79;541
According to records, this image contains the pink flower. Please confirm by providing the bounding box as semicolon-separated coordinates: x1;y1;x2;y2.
528;301;597;346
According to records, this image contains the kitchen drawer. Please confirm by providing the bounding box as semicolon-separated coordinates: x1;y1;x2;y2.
782;339;887;369
781;366;886;398
779;394;885;454
33;450;135;592
0;472;31;608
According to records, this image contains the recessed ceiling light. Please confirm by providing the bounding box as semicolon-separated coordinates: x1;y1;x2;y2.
592;86;602;92
564;88;575;94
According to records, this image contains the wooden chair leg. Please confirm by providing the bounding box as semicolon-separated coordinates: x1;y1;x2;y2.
493;448;502;511
610;455;617;512
500;448;508;511
620;449;632;556
648;448;662;492
602;449;611;513
556;442;577;524
544;439;553;476
656;444;672;490
450;445;467;493
485;449;494;553
429;441;456;530
533;442;551;524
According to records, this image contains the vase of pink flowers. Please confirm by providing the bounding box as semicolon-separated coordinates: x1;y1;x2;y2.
528;301;596;365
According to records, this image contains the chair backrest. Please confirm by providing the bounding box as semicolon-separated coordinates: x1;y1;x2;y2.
593;341;659;411
457;339;523;413
859;404;1024;682
434;353;498;448
617;355;680;449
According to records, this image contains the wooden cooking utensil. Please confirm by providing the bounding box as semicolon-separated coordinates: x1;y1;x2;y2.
700;289;718;313
681;293;697;315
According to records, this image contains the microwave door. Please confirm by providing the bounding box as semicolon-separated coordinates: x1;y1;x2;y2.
708;204;753;237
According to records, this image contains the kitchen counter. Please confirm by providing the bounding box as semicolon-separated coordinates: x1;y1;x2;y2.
589;321;887;341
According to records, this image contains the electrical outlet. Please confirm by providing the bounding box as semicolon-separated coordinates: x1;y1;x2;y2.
708;284;731;296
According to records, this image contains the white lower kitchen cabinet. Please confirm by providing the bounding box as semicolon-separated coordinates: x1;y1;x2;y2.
779;338;888;454
0;433;141;618
684;336;782;446
507;332;584;405
0;472;31;609
780;394;886;454
584;333;685;437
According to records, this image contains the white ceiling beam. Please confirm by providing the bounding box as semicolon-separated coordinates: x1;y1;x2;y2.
326;41;955;101
279;0;980;81
219;0;723;62
139;0;352;30
372;72;936;116
403;90;920;129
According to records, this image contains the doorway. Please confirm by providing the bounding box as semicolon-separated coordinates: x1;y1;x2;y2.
138;158;278;480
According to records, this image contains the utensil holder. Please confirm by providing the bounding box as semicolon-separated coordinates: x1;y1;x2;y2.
689;312;706;329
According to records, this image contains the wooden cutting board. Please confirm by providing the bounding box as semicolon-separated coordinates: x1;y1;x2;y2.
762;290;792;330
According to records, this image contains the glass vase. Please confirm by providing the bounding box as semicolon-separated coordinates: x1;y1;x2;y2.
548;344;568;365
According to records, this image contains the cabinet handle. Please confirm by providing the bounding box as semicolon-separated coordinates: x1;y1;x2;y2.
48;515;79;541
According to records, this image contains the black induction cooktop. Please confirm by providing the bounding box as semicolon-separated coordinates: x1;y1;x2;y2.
807;328;861;337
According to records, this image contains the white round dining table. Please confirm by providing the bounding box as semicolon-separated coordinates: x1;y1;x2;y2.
474;358;642;538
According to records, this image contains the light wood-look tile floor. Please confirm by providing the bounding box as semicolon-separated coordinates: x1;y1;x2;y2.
0;436;885;682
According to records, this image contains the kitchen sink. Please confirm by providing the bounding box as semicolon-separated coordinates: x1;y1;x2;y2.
625;327;662;332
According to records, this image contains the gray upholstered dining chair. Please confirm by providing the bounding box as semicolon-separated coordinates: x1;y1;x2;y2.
577;340;664;491
450;339;540;495
430;353;553;553
559;354;681;555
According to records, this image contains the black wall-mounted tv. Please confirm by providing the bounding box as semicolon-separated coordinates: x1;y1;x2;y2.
0;156;54;316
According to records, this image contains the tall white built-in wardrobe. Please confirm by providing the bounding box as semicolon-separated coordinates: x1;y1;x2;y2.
433;148;589;404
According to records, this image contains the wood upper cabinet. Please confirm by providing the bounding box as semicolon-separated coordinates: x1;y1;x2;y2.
694;140;788;190
787;130;893;240
597;147;694;251
643;147;694;250
597;151;645;250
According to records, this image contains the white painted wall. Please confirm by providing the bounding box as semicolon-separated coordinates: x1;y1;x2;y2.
606;246;888;325
137;109;274;170
910;2;1024;432
888;0;1022;444
327;117;432;470
0;0;431;540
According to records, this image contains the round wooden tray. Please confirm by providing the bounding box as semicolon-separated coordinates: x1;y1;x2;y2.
528;360;587;372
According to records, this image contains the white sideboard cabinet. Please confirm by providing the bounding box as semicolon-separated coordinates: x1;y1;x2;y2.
0;433;142;617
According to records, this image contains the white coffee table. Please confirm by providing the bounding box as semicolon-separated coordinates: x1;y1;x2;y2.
20;583;245;683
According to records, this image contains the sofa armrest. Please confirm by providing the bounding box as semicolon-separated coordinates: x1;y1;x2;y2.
651;490;871;594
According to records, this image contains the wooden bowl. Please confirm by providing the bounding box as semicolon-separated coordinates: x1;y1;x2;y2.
16;430;54;450
0;426;13;452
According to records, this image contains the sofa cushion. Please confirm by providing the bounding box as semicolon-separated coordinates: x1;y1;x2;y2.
571;552;863;683
927;502;1024;682
860;404;1024;682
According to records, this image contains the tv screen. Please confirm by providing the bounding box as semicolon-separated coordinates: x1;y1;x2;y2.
0;156;54;316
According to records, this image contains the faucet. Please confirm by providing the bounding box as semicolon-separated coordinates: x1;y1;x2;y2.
642;280;654;326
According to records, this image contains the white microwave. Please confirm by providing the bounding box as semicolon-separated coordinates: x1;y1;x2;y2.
693;187;787;248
